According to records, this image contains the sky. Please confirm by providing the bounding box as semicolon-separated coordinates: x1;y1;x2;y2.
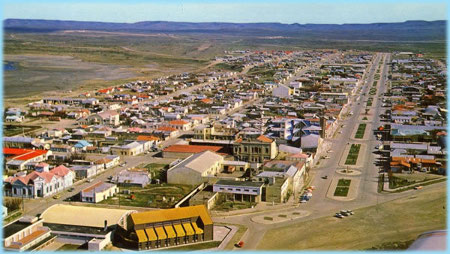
1;0;448;24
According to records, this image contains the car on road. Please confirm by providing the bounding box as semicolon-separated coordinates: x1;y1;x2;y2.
322;175;328;179
67;187;75;192
414;186;423;190
53;194;61;199
86;178;93;183
235;241;244;248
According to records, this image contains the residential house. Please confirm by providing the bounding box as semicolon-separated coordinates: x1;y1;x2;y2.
80;181;118;203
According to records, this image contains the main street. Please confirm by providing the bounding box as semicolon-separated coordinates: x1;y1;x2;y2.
212;52;445;250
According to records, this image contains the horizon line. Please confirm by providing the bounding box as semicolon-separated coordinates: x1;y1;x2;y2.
3;18;447;26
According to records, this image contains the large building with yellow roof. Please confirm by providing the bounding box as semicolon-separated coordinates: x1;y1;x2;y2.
126;205;213;250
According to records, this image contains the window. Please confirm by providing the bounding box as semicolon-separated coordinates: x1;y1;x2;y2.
252;190;258;192
244;189;249;192
236;188;241;191
228;188;233;191
219;188;224;190
265;148;269;154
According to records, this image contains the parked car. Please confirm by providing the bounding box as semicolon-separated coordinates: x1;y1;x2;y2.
86;178;93;183
414;186;423;190
67;187;75;192
334;213;344;219
53;194;61;199
235;241;244;248
340;210;350;216
322;175;328;179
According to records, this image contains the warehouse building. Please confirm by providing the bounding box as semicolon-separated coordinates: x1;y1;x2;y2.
127;205;213;250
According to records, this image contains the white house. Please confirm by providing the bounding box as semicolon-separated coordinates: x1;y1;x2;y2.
272;84;292;98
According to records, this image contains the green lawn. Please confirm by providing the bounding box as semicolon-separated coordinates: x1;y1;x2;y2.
333;187;350;197
389;173;444;189
354;123;367;139
334;179;351;197
99;184;193;208
337;179;351;187
345;144;361;165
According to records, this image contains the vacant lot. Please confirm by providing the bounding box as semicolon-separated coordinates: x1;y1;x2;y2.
257;185;446;250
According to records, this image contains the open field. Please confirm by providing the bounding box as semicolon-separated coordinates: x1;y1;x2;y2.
257;185;446;250
3;54;136;98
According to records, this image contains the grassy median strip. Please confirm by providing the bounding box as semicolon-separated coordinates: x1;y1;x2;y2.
334;187;350;197
334;178;351;197
354;123;367;139
345;144;361;165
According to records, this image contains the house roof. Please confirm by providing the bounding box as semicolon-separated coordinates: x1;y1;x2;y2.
50;165;73;177
130;205;212;226
40;204;134;228
169;120;189;125
136;135;160;141
215;179;264;188
256;135;274;143
156;126;178;132
163;145;222;153
82;181;116;194
3;148;48;161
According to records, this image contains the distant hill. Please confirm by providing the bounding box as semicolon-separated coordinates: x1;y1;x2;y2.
3;19;446;41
